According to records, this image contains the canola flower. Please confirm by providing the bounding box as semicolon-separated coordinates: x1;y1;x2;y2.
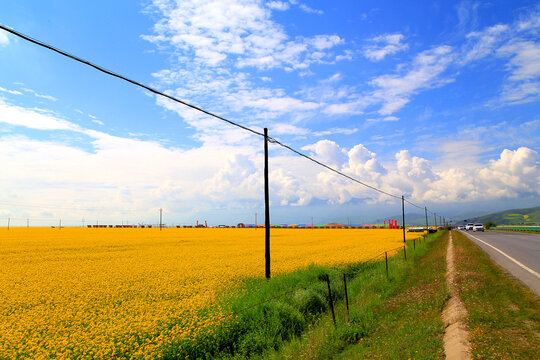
0;227;423;359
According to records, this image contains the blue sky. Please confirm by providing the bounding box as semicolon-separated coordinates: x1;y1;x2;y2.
0;0;539;226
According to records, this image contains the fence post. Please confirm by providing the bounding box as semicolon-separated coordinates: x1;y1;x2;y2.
343;273;350;322
264;128;271;279
325;274;336;326
404;245;407;261
385;252;389;279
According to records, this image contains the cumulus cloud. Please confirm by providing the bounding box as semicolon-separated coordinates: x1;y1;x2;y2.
478;147;540;197
302;139;347;168
1;100;538;222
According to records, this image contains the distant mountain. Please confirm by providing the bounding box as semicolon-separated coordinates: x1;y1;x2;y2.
455;206;540;225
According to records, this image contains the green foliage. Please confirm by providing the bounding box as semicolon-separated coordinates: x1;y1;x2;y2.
458;206;540;225
292;288;327;317
159;233;445;360
484;221;497;229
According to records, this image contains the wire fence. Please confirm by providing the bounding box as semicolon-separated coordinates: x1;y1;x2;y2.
105;239;428;359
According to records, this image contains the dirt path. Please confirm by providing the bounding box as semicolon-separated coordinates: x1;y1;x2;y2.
442;231;471;359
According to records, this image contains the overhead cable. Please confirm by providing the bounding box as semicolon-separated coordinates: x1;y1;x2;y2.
1;24;443;216
0;24;264;138
270;138;401;200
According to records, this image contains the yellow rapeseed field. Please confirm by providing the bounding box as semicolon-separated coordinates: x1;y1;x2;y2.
0;227;423;359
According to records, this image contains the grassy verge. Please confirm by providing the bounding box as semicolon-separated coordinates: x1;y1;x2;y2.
155;231;447;359
261;231;448;360
452;230;540;359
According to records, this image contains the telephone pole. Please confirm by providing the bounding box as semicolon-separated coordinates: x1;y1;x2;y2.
401;195;406;243
159;208;163;231
264;128;271;279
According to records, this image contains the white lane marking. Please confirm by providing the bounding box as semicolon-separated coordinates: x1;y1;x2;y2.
466;232;540;279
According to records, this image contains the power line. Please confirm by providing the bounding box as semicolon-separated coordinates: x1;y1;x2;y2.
0;24;445;219
0;24;264;138
269;138;401;200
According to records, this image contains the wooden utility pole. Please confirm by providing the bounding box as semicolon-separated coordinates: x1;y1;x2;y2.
159;208;163;231
425;207;429;230
402;195;406;243
264;128;271;279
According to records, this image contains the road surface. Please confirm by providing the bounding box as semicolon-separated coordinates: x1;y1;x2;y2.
460;230;540;297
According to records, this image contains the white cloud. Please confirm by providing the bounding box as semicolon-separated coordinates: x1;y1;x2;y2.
460;7;540;105
461;24;509;64
302;139;347;168
313;127;358;136
0;30;10;46
478;147;540;197
266;1;289;11
494;40;540;105
1;102;538;222
367;116;400;122
92;119;104;126
369;45;455;115
0;102;80;131
298;4;323;15
144;0;341;70
22;88;58;101
271;123;310;135
0;86;22;95
363;33;408;61
498;40;540;81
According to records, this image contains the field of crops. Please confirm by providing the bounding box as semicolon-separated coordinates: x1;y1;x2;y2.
0;228;424;359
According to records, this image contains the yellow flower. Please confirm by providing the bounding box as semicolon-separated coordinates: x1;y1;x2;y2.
0;227;420;358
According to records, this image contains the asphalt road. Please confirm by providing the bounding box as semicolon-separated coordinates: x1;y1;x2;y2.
460;230;540;297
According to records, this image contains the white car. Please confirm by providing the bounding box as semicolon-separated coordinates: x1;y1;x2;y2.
472;223;484;232
466;223;474;231
457;225;465;230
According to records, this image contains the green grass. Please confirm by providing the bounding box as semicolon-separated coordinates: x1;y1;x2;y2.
452;230;540;359
245;232;445;359
491;227;540;234
156;232;446;359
